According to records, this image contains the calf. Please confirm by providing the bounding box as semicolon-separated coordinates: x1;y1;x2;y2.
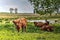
13;17;27;32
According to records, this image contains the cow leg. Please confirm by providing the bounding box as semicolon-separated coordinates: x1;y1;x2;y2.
22;26;24;32
17;29;19;32
24;26;26;32
16;26;20;32
50;28;54;32
22;26;26;32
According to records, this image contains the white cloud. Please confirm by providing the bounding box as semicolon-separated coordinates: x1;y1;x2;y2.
0;0;33;13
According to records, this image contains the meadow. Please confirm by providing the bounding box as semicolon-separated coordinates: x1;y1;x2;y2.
0;18;60;40
0;13;60;40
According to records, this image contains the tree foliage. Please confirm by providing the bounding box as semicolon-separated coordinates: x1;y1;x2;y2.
28;0;60;15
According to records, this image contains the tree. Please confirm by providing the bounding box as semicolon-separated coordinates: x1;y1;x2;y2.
28;0;53;15
52;0;60;15
15;8;18;14
9;8;13;13
28;0;60;15
28;0;40;14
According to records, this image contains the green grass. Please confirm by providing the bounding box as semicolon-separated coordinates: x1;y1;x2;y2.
0;13;60;20
0;21;60;40
0;13;60;40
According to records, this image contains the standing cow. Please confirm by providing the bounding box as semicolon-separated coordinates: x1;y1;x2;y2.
13;17;27;32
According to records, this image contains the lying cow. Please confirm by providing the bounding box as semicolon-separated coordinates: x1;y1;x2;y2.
34;22;44;27
13;17;27;32
41;25;53;31
34;21;54;31
34;21;49;27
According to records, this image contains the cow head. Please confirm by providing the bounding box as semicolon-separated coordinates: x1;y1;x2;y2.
13;19;20;26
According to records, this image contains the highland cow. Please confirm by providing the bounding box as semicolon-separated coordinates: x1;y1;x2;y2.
34;22;44;27
13;17;27;32
41;25;53;31
34;21;49;27
34;21;53;31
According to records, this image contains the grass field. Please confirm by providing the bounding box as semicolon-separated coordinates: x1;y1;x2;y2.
0;19;60;40
0;13;60;40
0;13;60;20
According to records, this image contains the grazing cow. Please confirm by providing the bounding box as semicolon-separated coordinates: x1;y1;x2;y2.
13;17;27;32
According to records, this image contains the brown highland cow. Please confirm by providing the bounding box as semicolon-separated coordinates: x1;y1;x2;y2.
34;21;54;31
13;17;27;32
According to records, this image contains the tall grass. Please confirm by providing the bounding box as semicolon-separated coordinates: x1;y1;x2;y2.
0;20;60;40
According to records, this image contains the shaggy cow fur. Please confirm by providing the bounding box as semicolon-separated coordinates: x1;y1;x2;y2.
13;17;27;32
34;21;54;31
34;22;44;27
41;25;53;31
34;21;49;27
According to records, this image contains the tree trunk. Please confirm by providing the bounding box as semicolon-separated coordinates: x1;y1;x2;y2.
45;10;46;14
34;8;36;14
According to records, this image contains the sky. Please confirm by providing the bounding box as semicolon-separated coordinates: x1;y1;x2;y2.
0;0;34;13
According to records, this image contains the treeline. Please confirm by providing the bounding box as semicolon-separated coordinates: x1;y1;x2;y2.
28;0;60;15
